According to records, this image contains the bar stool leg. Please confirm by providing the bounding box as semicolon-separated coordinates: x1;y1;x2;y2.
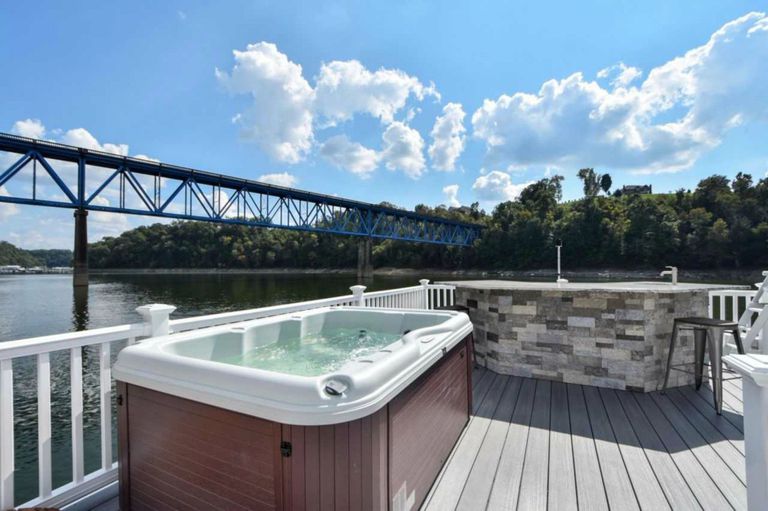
694;328;707;390
706;327;724;415
661;321;679;392
733;327;745;355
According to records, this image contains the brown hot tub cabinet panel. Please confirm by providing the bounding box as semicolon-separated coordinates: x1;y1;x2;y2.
118;335;472;510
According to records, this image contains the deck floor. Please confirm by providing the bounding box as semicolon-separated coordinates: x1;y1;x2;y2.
422;366;747;511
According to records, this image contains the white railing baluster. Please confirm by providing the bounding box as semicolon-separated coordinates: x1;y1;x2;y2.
71;347;84;484
0;359;14;510
37;352;52;498
99;343;112;470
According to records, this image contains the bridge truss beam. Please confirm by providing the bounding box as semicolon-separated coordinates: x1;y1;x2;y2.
0;133;481;246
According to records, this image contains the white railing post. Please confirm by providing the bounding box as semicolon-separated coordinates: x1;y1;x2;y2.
420;279;430;310
0;359;14;510
37;353;52;498
136;304;177;338
71;347;84;485
350;285;366;307
99;343;112;471
723;354;768;510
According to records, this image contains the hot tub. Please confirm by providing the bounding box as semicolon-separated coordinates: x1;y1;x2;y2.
114;307;473;510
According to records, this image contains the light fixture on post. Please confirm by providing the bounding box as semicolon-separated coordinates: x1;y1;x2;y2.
556;238;568;285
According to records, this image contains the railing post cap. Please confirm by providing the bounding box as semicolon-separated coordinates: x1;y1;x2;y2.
136;304;177;317
349;285;367;294
419;279;430;286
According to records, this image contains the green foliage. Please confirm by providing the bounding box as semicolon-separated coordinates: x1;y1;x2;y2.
578;168;613;198
476;173;768;270
0;241;41;267
79;173;768;271
27;249;72;267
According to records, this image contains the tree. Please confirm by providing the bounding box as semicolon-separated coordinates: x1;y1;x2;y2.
577;168;601;197
600;174;612;194
518;175;563;219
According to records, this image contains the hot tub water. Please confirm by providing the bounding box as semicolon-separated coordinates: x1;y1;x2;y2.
221;327;403;376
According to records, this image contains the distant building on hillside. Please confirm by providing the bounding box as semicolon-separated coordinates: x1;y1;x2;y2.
0;265;23;274
620;184;653;196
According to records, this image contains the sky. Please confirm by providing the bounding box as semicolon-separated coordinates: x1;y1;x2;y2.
1;1;767;249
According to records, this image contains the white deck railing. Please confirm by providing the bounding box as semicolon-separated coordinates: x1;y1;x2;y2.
709;288;757;322
0;280;455;510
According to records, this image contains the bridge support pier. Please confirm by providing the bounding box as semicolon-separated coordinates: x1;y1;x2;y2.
73;209;88;287
357;237;373;282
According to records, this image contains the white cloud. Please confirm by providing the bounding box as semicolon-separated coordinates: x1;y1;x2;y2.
258;172;298;188
314;60;438;125
472;170;534;203
89;196;132;238
442;184;460;207
0;186;19;220
472;12;768;174
381;122;426;179
428;103;466;171
597;62;643;89
319;135;380;177
11;118;46;139
216;42;315;164
59;128;129;155
216;42;439;168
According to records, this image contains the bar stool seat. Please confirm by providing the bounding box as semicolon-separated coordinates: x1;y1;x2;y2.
661;317;744;414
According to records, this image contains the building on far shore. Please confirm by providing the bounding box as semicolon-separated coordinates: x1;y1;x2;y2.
0;265;72;274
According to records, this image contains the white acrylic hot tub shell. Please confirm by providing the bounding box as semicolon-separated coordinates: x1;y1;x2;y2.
113;307;473;425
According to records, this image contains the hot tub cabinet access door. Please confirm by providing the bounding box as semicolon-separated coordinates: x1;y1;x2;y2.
281;338;471;510
117;336;472;510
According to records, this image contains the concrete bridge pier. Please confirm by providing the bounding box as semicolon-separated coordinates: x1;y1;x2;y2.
73;209;88;287
357;237;373;282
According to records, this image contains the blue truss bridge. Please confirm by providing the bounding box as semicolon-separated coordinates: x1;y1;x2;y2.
0;133;481;246
0;132;482;285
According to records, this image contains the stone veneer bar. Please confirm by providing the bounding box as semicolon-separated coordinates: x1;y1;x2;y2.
446;280;738;392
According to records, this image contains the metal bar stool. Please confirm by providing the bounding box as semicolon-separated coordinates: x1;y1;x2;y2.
661;317;744;414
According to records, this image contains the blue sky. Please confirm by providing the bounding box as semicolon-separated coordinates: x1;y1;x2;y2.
1;1;767;248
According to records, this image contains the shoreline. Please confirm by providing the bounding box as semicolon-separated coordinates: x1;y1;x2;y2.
85;266;764;283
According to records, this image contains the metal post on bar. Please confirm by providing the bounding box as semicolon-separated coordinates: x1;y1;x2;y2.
556;238;568;285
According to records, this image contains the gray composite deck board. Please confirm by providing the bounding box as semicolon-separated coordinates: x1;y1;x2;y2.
516;380;551;511
723;379;743;403
582;386;640;511
456;376;522;510
598;388;671;510
665;389;747;482
567;384;610;511
633;392;733;511
615;391;701;510
423;367;746;511
485;377;537;510
547;382;577;511
677;387;745;454
649;392;748;509
691;384;745;433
